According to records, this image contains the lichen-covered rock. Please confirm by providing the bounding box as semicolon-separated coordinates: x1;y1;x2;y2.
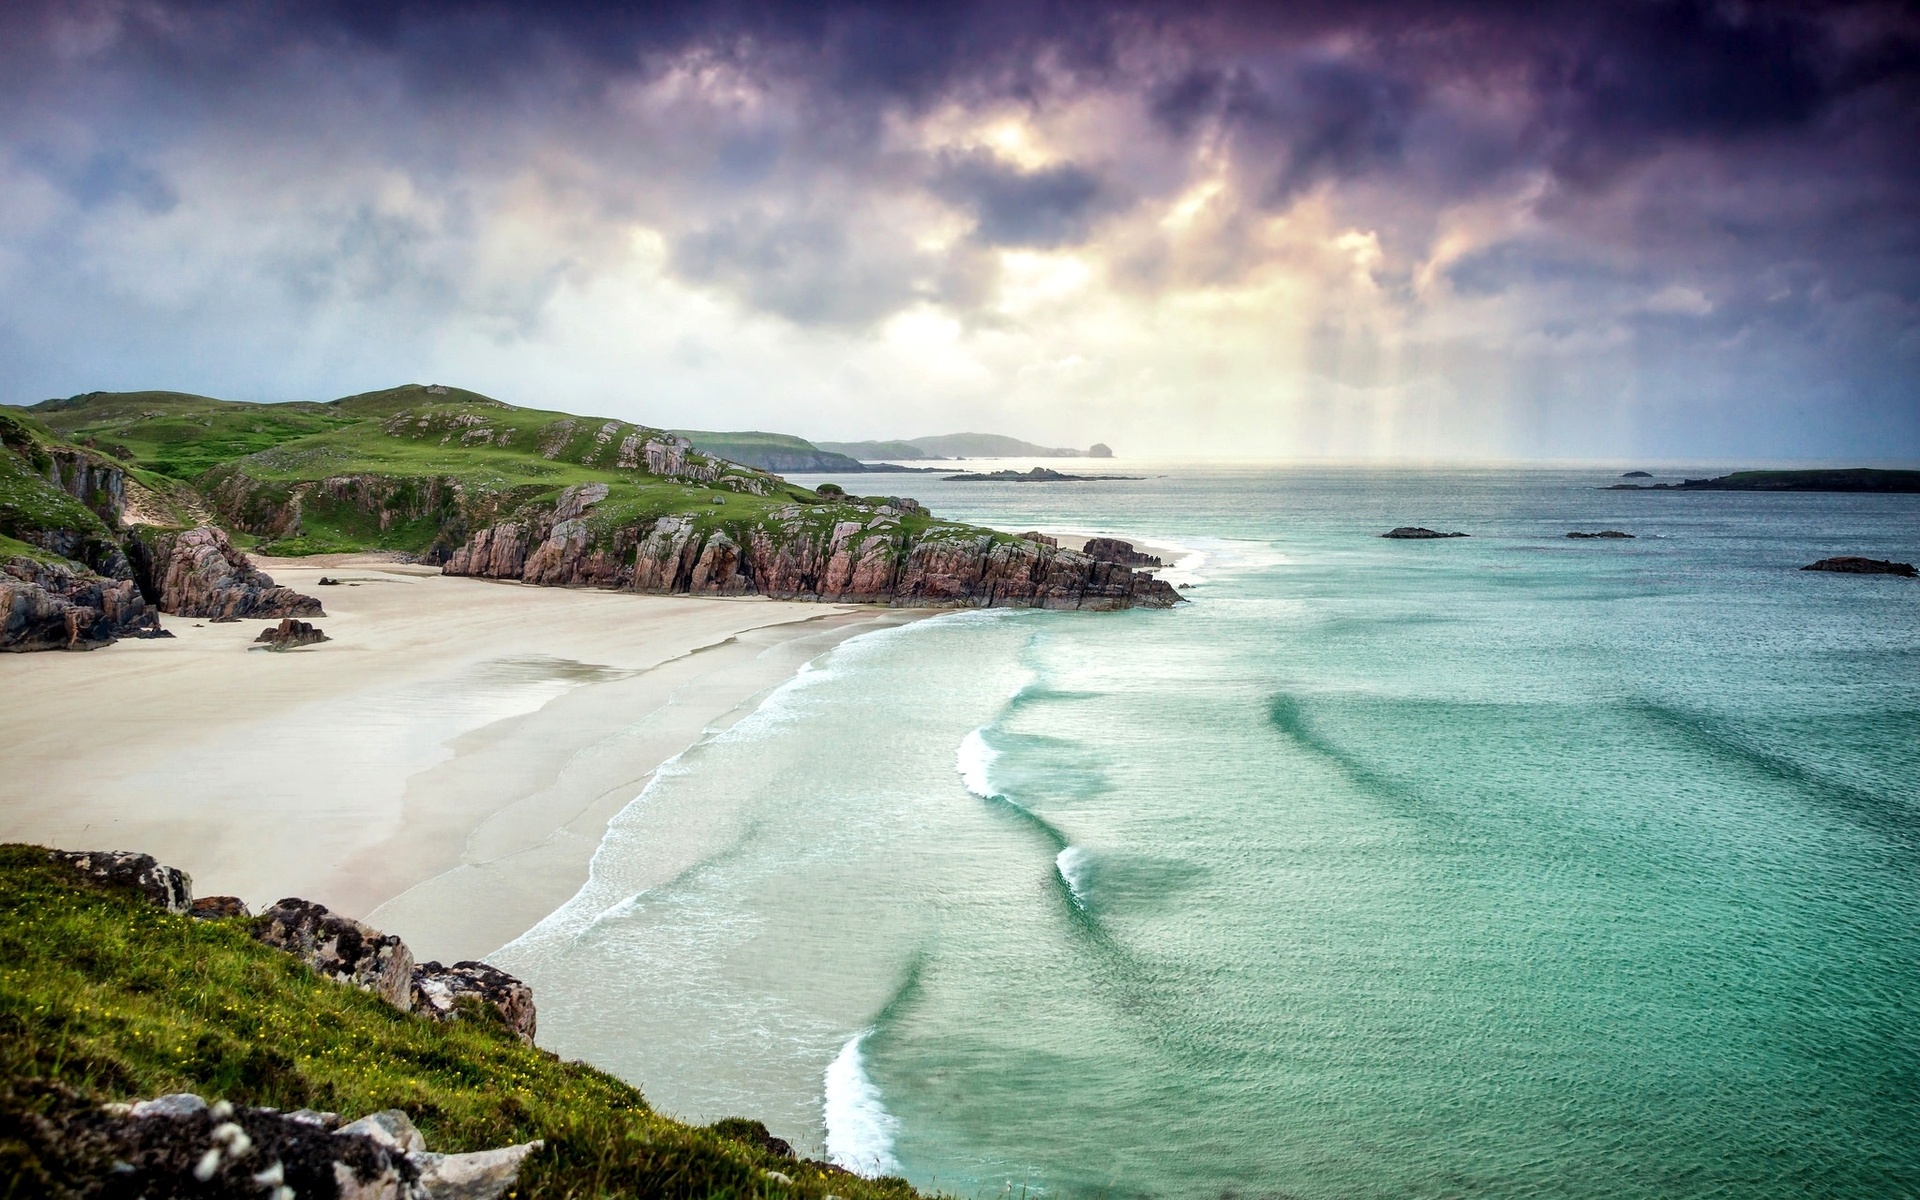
410;961;537;1042
2;556;166;651
253;899;415;1011
252;617;329;650
130;525;324;620
50;850;192;913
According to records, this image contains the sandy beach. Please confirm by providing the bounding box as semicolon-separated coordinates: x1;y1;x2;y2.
0;556;923;962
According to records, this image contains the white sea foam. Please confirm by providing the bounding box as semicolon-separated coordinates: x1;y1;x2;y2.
1055;845;1092;908
823;1030;901;1177
956;728;999;799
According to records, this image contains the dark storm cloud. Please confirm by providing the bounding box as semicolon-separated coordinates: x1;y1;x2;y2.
932;151;1111;248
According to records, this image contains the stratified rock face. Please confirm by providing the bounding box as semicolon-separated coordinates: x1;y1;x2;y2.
49;850;192;913
253;617;329;650
445;492;1182;611
1;556;165;651
253;899;415;1010
133;525;325;620
1082;537;1163;567
1802;556;1918;577
1382;527;1469;539
411;961;538;1042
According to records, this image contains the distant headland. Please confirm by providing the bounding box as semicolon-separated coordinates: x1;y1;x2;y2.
1608;468;1920;493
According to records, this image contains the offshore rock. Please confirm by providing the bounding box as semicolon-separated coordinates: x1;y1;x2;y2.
1382;527;1469;539
132;525;324;620
445;493;1181;610
1801;556;1917;577
253;899;415;1011
411;961;538;1042
1;556;166;651
1567;530;1635;539
253;617;330;650
49;850;192;913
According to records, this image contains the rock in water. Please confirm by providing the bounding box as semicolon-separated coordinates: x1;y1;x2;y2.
1567;530;1635;539
253;899;415;1010
253;618;329;650
411;960;538;1042
1801;556;1917;577
1382;527;1469;539
49;850;192;913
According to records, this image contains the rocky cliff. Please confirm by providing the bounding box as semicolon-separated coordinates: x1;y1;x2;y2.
443;484;1182;610
1;556;166;651
128;525;324;620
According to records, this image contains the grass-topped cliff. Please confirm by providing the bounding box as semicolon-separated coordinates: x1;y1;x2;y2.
5;384;1178;616
0;845;916;1199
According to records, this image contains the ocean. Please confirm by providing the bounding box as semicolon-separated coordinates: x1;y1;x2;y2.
492;465;1920;1199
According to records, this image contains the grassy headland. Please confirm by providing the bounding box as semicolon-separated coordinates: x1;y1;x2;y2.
0;845;916;1199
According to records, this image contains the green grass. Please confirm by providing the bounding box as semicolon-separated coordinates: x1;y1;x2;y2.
0;845;920;1200
28;391;354;482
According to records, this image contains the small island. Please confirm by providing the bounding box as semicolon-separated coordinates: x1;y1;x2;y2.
1608;468;1920;493
944;467;1142;482
1382;527;1469;539
1802;557;1917;577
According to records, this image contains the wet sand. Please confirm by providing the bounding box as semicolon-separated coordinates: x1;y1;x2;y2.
0;556;923;961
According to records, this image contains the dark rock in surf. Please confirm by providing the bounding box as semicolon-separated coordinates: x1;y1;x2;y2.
1567;530;1635;539
1382;527;1468;539
1801;557;1917;577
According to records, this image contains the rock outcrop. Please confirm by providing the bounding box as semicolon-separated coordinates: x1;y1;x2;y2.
253;899;416;1010
253;617;329;650
1567;530;1634;539
2;556;166;651
50;850;192;913
445;489;1181;610
131;525;324;620
38;1091;541;1200
411;961;538;1042
190;895;252;919
1382;527;1469;539
1082;537;1163;567
1801;556;1917;577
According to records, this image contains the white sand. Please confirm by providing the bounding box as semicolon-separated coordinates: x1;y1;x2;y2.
0;558;923;961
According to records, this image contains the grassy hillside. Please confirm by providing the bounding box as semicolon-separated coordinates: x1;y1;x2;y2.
15;385;902;558
674;430;867;474
0;845;917;1199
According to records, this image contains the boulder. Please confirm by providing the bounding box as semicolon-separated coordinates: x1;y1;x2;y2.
411;1142;544;1200
190;895;252;920
253;618;330;650
49;850;191;913
1801;556;1917;577
411;961;538;1042
1082;537;1163;567
1382;527;1469;539
133;525;324;620
2;556;166;651
253;899;415;1011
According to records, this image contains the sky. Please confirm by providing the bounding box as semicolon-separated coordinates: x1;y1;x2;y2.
1;0;1916;461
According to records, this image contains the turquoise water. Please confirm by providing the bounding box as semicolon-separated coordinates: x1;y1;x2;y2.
495;467;1920;1199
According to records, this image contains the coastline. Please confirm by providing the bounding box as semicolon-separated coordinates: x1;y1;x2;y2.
0;554;927;962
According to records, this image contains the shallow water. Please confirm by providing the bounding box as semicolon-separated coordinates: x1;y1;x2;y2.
496;466;1920;1199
